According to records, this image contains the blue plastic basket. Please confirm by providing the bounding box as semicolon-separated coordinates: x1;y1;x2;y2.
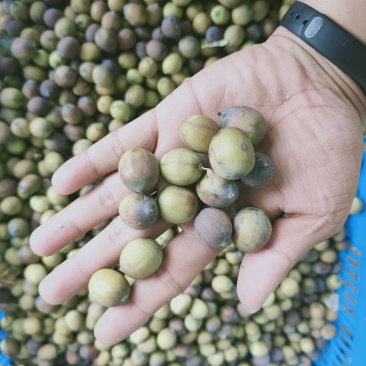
0;311;11;366
315;139;366;366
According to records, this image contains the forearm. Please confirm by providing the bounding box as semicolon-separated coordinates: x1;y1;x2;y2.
301;0;366;44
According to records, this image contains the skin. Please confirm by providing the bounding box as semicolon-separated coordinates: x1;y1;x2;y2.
30;4;366;346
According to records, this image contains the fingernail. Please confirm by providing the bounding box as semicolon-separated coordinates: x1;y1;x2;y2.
241;303;261;315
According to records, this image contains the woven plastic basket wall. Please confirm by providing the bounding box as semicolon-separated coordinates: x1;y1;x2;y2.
315;139;366;366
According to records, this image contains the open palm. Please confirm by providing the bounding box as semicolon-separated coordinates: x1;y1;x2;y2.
30;28;365;345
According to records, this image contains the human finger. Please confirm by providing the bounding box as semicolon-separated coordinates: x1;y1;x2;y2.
38;216;171;305
94;222;222;345
236;215;333;313
52;113;159;195
30;173;127;256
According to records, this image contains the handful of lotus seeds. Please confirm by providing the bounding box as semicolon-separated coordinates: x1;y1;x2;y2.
88;105;275;307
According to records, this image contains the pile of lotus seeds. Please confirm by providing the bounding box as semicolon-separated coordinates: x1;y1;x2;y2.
0;0;363;364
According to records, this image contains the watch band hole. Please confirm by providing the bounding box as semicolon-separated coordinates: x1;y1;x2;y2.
302;19;308;25
289;11;293;15
295;14;300;19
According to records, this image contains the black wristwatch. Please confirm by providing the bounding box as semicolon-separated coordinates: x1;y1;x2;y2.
280;1;366;95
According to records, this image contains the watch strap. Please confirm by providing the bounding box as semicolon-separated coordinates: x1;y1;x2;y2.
280;1;366;95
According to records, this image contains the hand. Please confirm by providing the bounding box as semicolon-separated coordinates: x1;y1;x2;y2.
30;27;365;345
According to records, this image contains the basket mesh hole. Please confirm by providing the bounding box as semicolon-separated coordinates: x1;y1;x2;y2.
340;323;353;340
339;345;352;362
342;302;355;317
349;245;361;257
346;256;360;269
344;290;357;305
344;280;358;294
340;335;352;350
336;351;348;366
345;268;360;281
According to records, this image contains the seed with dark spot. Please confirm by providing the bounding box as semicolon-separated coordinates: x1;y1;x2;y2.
161;16;182;39
11;37;37;61
220;105;266;146
196;169;239;208
39;80;60;100
146;39;168;61
205;26;223;42
119;193;158;230
94;27;118;53
57;36;81;59
27;97;51;116
118;28;137;51
85;23;100;42
194;207;232;247
240;152;275;188
118;148;160;193
43;8;63;28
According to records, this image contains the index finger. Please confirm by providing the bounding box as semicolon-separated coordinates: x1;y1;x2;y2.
52;112;158;195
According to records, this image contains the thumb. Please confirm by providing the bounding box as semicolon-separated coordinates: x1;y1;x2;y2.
236;215;329;313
